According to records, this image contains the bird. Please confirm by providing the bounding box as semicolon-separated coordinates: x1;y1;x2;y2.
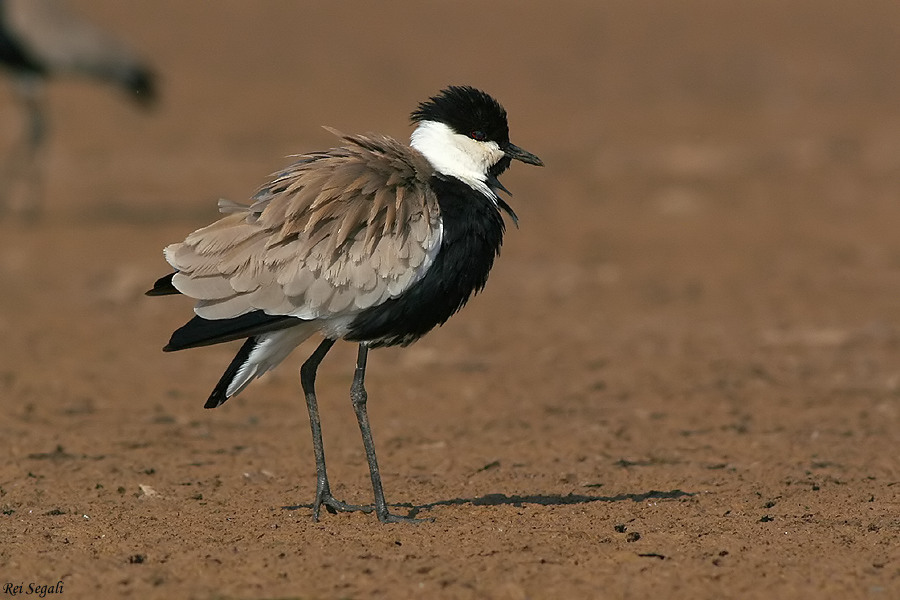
147;85;543;523
0;0;156;218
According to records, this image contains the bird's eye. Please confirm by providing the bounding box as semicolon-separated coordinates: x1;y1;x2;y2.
469;130;487;141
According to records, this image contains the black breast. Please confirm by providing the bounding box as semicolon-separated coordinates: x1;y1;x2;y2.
346;175;507;347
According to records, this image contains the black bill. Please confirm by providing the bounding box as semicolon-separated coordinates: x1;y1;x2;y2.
504;143;544;166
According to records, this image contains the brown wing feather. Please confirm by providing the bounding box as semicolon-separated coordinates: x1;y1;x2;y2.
164;132;441;325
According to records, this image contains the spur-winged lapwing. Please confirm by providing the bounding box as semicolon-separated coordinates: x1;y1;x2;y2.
147;86;542;523
0;0;155;217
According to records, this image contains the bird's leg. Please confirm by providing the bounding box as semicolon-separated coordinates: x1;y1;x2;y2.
1;77;47;220
350;344;431;524
300;338;372;520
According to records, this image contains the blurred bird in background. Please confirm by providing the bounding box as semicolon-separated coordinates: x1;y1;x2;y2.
0;0;156;219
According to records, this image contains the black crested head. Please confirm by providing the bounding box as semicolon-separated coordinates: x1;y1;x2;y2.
411;86;510;146
124;66;157;107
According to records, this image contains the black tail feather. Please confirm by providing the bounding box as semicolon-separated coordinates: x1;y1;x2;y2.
205;337;258;408
146;273;178;296
163;311;300;351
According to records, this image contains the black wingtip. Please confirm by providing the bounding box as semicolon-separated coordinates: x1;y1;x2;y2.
204;393;225;409
146;273;178;296
162;312;300;352
204;337;258;409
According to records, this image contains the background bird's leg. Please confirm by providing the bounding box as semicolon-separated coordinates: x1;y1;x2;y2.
350;344;431;524
1;76;47;220
300;338;372;520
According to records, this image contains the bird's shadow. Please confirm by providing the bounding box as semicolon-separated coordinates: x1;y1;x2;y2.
283;489;694;519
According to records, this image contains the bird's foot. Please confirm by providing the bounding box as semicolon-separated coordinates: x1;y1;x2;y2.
375;508;434;524
312;491;373;521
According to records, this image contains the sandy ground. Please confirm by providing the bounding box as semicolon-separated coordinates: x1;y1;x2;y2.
2;1;900;598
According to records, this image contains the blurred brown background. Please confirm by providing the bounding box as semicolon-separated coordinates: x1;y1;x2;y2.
2;1;899;598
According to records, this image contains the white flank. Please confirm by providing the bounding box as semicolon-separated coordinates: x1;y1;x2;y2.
410;120;503;199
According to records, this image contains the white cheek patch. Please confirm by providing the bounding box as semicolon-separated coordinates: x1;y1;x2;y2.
410;121;501;199
462;138;503;174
